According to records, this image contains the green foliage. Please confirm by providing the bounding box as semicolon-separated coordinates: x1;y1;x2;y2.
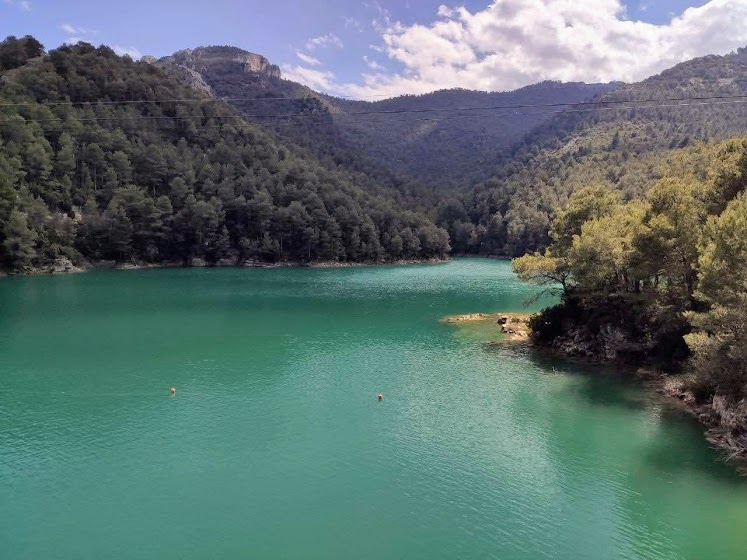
567;200;648;298
685;192;747;400
2;209;37;269
551;186;621;252
452;50;747;257
0;35;44;73
0;37;450;272
159;47;439;209
695;191;747;306
514;140;747;399
512;252;569;296
686;296;747;402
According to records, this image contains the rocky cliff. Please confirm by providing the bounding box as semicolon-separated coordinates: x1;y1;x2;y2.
161;46;281;80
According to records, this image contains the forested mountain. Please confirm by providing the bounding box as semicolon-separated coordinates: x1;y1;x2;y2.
5;35;747;275
332;83;616;187
0;36;449;273
157;46;439;211
448;48;747;256
159;44;747;260
158;46;615;189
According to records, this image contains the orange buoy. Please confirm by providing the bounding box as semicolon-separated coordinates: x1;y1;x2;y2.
170;387;176;395
378;393;383;401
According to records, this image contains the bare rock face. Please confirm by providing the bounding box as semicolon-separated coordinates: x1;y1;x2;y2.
163;46;281;80
147;58;215;97
177;65;215;97
50;257;84;274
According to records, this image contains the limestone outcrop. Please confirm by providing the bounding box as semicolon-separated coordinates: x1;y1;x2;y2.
162;46;281;80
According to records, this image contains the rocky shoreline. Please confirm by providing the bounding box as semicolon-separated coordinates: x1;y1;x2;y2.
657;375;747;469
445;310;747;472
6;257;451;277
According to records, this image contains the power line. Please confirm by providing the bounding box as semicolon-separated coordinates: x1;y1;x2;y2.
5;95;747;127
320;94;747;116
0;92;412;107
3;92;747;113
0;96;310;108
331;98;747;119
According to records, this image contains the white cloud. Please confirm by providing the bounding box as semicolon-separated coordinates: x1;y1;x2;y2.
4;0;31;11
281;65;338;92
296;51;321;66
343;16;363;32
113;45;143;59
363;55;385;71
301;0;747;100
305;33;344;51
59;22;99;45
368;0;402;33
59;23;96;35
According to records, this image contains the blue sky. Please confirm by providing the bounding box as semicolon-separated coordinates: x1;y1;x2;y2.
3;1;742;99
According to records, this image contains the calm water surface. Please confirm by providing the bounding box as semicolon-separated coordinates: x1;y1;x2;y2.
1;259;746;559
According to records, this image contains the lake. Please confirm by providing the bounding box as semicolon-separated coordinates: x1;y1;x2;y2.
1;258;746;559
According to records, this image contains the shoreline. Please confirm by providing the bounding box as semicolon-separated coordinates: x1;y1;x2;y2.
656;375;747;470
450;253;512;261
3;257;451;277
444;310;747;473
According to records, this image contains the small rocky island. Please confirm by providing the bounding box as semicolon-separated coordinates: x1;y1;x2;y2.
443;312;532;343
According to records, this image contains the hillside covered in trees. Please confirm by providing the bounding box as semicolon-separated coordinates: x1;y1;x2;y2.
513;138;747;454
176;42;747;259
0;36;450;274
444;49;747;257
158;46;615;190
157;47;441;209
156;44;747;262
333;83;616;188
5;36;747;276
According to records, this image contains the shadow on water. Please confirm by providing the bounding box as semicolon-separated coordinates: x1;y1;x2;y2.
640;406;747;484
558;368;648;413
503;343;650;413
491;343;747;484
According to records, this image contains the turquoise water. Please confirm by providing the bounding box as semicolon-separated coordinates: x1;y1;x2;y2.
1;259;746;559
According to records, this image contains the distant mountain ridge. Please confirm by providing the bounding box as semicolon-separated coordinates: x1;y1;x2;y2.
453;46;747;256
331;81;617;187
156;46;617;188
